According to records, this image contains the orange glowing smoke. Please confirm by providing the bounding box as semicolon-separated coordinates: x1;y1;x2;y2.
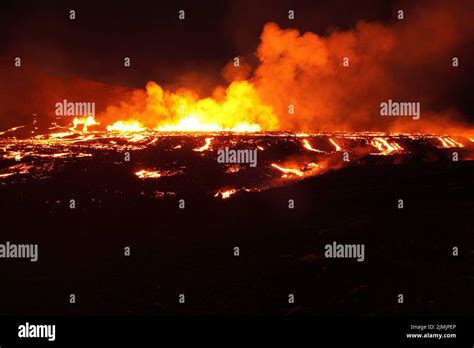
0;2;471;136
90;1;474;135
253;1;474;134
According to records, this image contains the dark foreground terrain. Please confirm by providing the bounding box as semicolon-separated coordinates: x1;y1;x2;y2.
0;142;472;316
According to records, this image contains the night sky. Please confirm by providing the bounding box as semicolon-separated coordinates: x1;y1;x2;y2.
0;0;397;87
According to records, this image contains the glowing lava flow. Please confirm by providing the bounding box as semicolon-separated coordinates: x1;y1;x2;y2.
271;162;322;179
193;137;213;152
437;136;464;148
135;169;161;179
0;125;26;135
329;138;343;152
370;137;403;155
214;188;237;199
302;139;325;153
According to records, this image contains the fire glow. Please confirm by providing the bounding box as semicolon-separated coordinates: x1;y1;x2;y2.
135;169;161;179
271;162;322;179
370;137;404;155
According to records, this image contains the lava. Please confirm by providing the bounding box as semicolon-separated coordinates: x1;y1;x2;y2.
0;125;26;135
329;138;343;152
193;137;213;152
271;162;322;179
370;137;403;155
302;139;325;153
1;125;473;199
214;189;237;199
437;137;464;148
271;163;304;177
101;80;278;133
157;116;260;133
135;169;161;179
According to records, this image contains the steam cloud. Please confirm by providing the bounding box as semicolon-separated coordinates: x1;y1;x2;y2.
251;0;474;133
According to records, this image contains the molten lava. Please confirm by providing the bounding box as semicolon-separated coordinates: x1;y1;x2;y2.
370;137;403;155
302;139;325;153
135;169;161;179
437;137;464;148
329;138;343;152
214;189;237;199
271;162;322;179
193;137;213;152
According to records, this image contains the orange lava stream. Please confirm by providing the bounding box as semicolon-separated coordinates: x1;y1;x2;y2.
302;139;325;153
214;189;237;199
193;137;213;152
329;138;343;151
370;137;403;155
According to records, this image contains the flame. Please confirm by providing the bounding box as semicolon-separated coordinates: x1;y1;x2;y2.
107;120;145;132
135;169;161;179
72;116;98;132
193;137;213;152
370;137;403;155
101;80;278;133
